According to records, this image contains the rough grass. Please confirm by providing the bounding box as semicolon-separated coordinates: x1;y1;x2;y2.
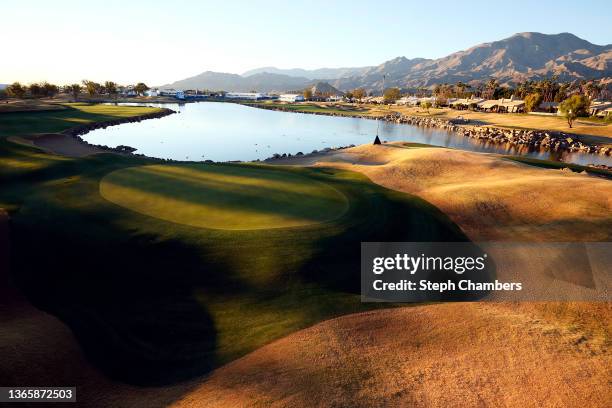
0;103;162;137
245;101;381;117
307;143;612;242
170;302;611;408
100;164;348;230
393;106;612;142
244;101;612;142
0;137;469;385
503;155;612;178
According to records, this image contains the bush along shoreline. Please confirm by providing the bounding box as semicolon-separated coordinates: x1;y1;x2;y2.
61;108;176;155
247;103;611;157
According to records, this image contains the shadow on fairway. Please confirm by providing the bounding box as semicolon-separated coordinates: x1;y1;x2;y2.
294;168;496;300
4;152;494;387
9;214;232;385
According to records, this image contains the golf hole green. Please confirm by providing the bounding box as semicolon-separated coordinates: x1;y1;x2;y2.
100;164;348;230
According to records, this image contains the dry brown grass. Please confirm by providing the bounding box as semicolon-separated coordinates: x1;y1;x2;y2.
170;303;611;408
392;105;612;145
9;134;104;157
312;144;612;241
299;102;612;145
0;98;67;113
1;146;610;407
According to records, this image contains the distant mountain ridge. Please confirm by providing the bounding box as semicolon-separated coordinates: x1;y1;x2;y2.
310;82;343;96
162;32;611;92
161;71;314;93
332;32;611;90
242;66;371;80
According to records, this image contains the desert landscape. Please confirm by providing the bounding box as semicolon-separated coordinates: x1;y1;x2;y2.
2;2;611;406
1;127;611;405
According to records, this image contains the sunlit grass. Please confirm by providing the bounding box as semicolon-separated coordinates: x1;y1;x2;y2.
100;163;349;230
0;103;162;137
0;103;470;384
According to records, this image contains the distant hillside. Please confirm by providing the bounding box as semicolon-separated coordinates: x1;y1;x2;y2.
310;82;343;95
161;71;313;92
242;66;371;80
333;32;612;90
164;32;611;92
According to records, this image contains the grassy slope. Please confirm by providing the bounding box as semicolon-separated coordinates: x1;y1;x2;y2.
503;156;612;178
0;103;162;179
244;102;612;143
312;144;612;242
0;125;469;385
0;103;161;137
100;164;349;230
244;101;380;117
389;106;612;143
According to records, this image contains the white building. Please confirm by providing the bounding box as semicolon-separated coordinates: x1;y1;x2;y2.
396;96;420;106
225;92;266;100
589;100;612;116
159;89;178;96
145;89;159;97
326;95;343;102
450;97;485;109
279;94;305;102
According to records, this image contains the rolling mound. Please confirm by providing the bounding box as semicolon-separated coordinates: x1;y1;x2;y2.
4;152;468;385
1;141;610;406
312;144;612;241
159;145;612;407
170;303;611;407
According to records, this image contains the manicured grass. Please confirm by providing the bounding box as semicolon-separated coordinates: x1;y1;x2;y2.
0;102;162;137
394;106;612;140
101;163;348;230
245;101;376;117
245;102;612;140
504;155;612;178
1;134;470;385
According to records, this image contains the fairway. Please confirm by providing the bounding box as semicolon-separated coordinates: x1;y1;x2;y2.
2;103;472;385
100;164;348;230
2;139;470;384
0;102;162;138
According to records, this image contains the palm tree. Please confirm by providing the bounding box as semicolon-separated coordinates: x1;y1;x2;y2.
485;78;498;99
455;81;467;98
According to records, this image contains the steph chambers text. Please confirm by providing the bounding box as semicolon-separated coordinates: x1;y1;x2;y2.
372;279;522;292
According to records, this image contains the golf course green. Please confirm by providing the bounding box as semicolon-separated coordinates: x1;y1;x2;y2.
0;102;161;137
1;103;471;385
100;164;348;230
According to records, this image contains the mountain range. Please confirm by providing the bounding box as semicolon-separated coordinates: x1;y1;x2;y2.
241;66;371;80
161;32;611;92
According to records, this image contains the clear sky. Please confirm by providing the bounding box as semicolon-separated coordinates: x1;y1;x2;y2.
2;0;611;85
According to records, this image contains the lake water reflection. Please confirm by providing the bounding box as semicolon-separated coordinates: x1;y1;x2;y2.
82;102;611;166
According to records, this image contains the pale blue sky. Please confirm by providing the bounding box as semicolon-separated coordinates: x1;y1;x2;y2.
3;0;611;85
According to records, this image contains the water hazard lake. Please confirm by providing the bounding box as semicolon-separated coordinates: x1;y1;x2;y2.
82;102;611;166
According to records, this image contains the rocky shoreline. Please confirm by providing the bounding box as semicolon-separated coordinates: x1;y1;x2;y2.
247;103;611;157
61;108;176;155
392;115;611;156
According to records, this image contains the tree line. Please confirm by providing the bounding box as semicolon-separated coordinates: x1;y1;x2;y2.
369;77;608;106
3;80;150;100
302;88;367;101
376;77;603;128
430;77;608;102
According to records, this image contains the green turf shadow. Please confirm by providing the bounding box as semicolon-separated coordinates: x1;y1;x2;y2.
3;144;491;385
